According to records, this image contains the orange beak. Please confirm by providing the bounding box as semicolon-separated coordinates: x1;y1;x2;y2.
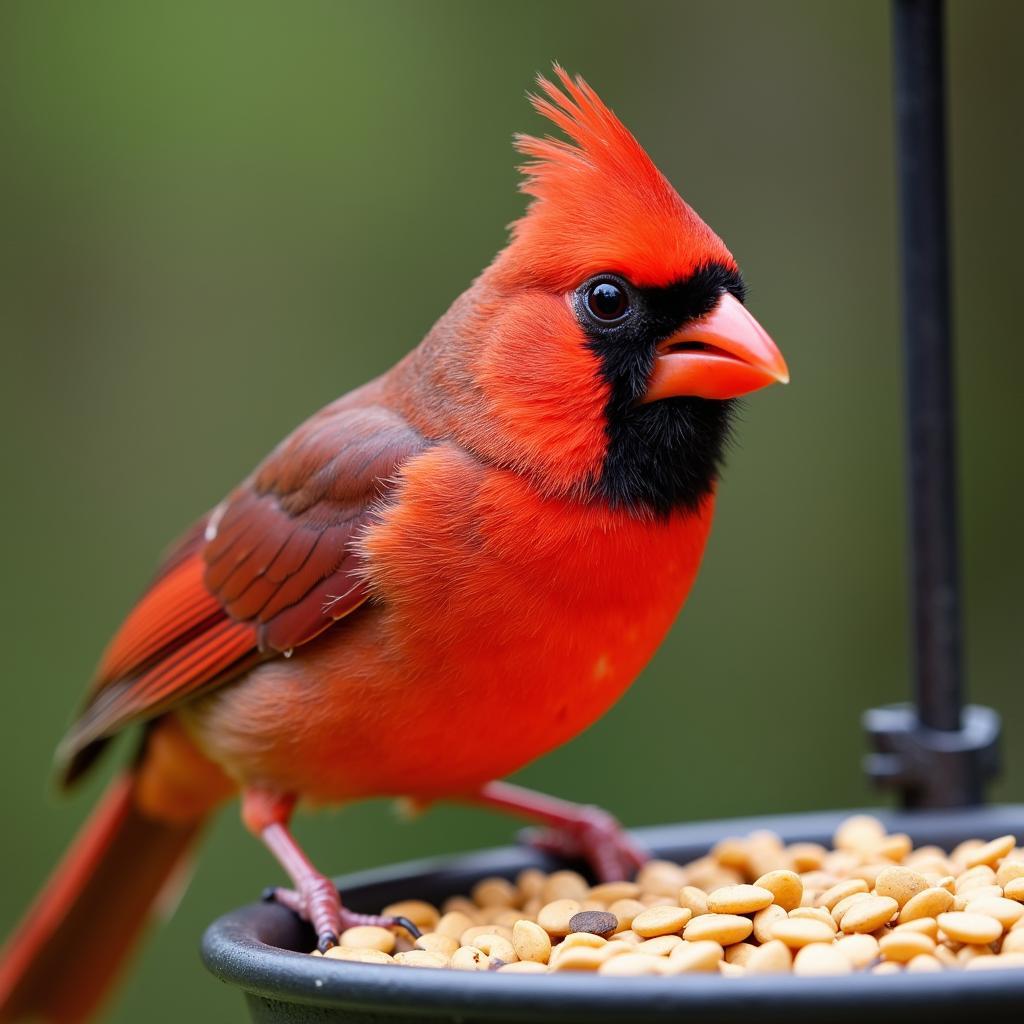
640;293;789;403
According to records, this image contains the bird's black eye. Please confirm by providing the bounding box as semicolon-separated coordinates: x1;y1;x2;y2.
584;279;630;323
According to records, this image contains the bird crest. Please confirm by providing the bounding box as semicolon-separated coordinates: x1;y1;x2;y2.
493;65;735;291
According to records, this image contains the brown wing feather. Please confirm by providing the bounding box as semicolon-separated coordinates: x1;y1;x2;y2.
58;402;426;783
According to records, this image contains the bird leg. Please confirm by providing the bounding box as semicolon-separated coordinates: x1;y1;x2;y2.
462;780;648;882
242;788;420;951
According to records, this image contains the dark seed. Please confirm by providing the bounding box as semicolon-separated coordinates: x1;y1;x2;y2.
568;910;618;937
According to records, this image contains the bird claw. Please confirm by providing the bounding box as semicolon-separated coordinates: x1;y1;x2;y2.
264;878;421;949
524;805;648;882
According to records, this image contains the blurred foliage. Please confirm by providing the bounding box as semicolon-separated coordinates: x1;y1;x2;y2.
1;1;1021;1020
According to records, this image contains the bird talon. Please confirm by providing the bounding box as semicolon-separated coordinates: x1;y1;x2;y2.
261;886;278;903
317;931;339;953
392;915;422;940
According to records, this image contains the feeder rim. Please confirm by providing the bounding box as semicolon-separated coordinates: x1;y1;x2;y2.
202;805;1024;1021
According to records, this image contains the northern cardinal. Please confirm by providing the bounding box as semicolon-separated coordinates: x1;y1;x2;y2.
0;67;787;1021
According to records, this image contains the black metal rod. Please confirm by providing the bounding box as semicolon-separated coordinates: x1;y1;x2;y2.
892;0;963;735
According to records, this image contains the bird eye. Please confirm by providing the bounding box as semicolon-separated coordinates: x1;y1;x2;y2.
584;279;630;323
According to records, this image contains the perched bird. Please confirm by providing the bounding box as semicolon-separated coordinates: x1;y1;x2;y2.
0;66;787;1021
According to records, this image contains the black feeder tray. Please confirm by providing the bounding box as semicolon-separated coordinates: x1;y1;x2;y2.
200;3;1022;1020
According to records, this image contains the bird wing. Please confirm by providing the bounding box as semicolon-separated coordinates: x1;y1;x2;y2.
58;402;427;782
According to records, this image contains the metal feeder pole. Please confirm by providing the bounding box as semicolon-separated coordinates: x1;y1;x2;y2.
864;0;1000;808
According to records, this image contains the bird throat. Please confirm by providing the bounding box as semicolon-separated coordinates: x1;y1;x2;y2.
586;265;742;517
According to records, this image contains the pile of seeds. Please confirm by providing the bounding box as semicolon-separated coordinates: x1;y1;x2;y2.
309;816;1024;977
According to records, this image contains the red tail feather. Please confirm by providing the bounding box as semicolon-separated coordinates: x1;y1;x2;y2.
0;775;204;1023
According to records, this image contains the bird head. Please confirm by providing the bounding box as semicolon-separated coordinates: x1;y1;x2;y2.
408;66;788;515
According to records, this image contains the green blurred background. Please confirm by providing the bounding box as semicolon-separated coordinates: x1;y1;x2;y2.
1;0;1021;1019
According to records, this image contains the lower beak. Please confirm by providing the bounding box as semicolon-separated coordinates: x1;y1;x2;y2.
640;293;789;403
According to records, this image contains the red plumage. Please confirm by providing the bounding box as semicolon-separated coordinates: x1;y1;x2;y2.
1;67;787;1022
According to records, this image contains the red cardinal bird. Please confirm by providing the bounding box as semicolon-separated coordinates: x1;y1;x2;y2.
0;66;787;1021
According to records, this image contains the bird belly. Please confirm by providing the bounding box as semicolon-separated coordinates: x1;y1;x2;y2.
183;447;714;802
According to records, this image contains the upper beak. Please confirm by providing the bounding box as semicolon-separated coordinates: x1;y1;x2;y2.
640;293;789;403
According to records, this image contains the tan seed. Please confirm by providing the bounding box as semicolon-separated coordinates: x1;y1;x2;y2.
894;917;938;940
633;905;692;937
511;919;551;964
790;906;838;932
637;860;687;897
877;833;913;862
874;866;930;908
755;870;803;912
601;940;635;960
515;868;546;902
957;865;997;891
393;949;449;968
879;930;935;962
753;904;788;944
834;815;886;853
383;900;439;932
324;946;394;964
472;876;518;908
831;892;872;925
906;954;943;973
770;917;835;948
964;835;1017;869
788;842;827;872
964;952;1024;971
937;911;1003;945
338;926;396;954
964;896;1023;930
793;943;853;976
471;933;517;963
637;935;683;956
683;913;753;946
956;886;1003;907
746;939;793;974
608;898;646;931
850;863;892;889
1001;929;1024;954
996;861;1024;889
451;945;490;970
497;960;547;974
711;837;752;873
536;899;581;937
836;933;879;969
435;911;475;939
559;931;606;951
667;940;724;973
872;961;903;975
552;945;606;971
415;932;459;957
677;886;710;918
599;953;669;976
541;870;589;902
819;878;869;911
956;944;994;965
707;884;774;915
460;924;512;945
840;896;898;933
588;881;641;903
723;942;757;966
899;886;954;923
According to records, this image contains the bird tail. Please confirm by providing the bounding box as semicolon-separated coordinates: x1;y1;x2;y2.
0;772;205;1023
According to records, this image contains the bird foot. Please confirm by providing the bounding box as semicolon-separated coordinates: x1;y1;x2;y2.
524;804;648;882
263;878;421;951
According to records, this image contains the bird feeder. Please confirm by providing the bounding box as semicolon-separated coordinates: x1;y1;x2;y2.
200;3;1024;1019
